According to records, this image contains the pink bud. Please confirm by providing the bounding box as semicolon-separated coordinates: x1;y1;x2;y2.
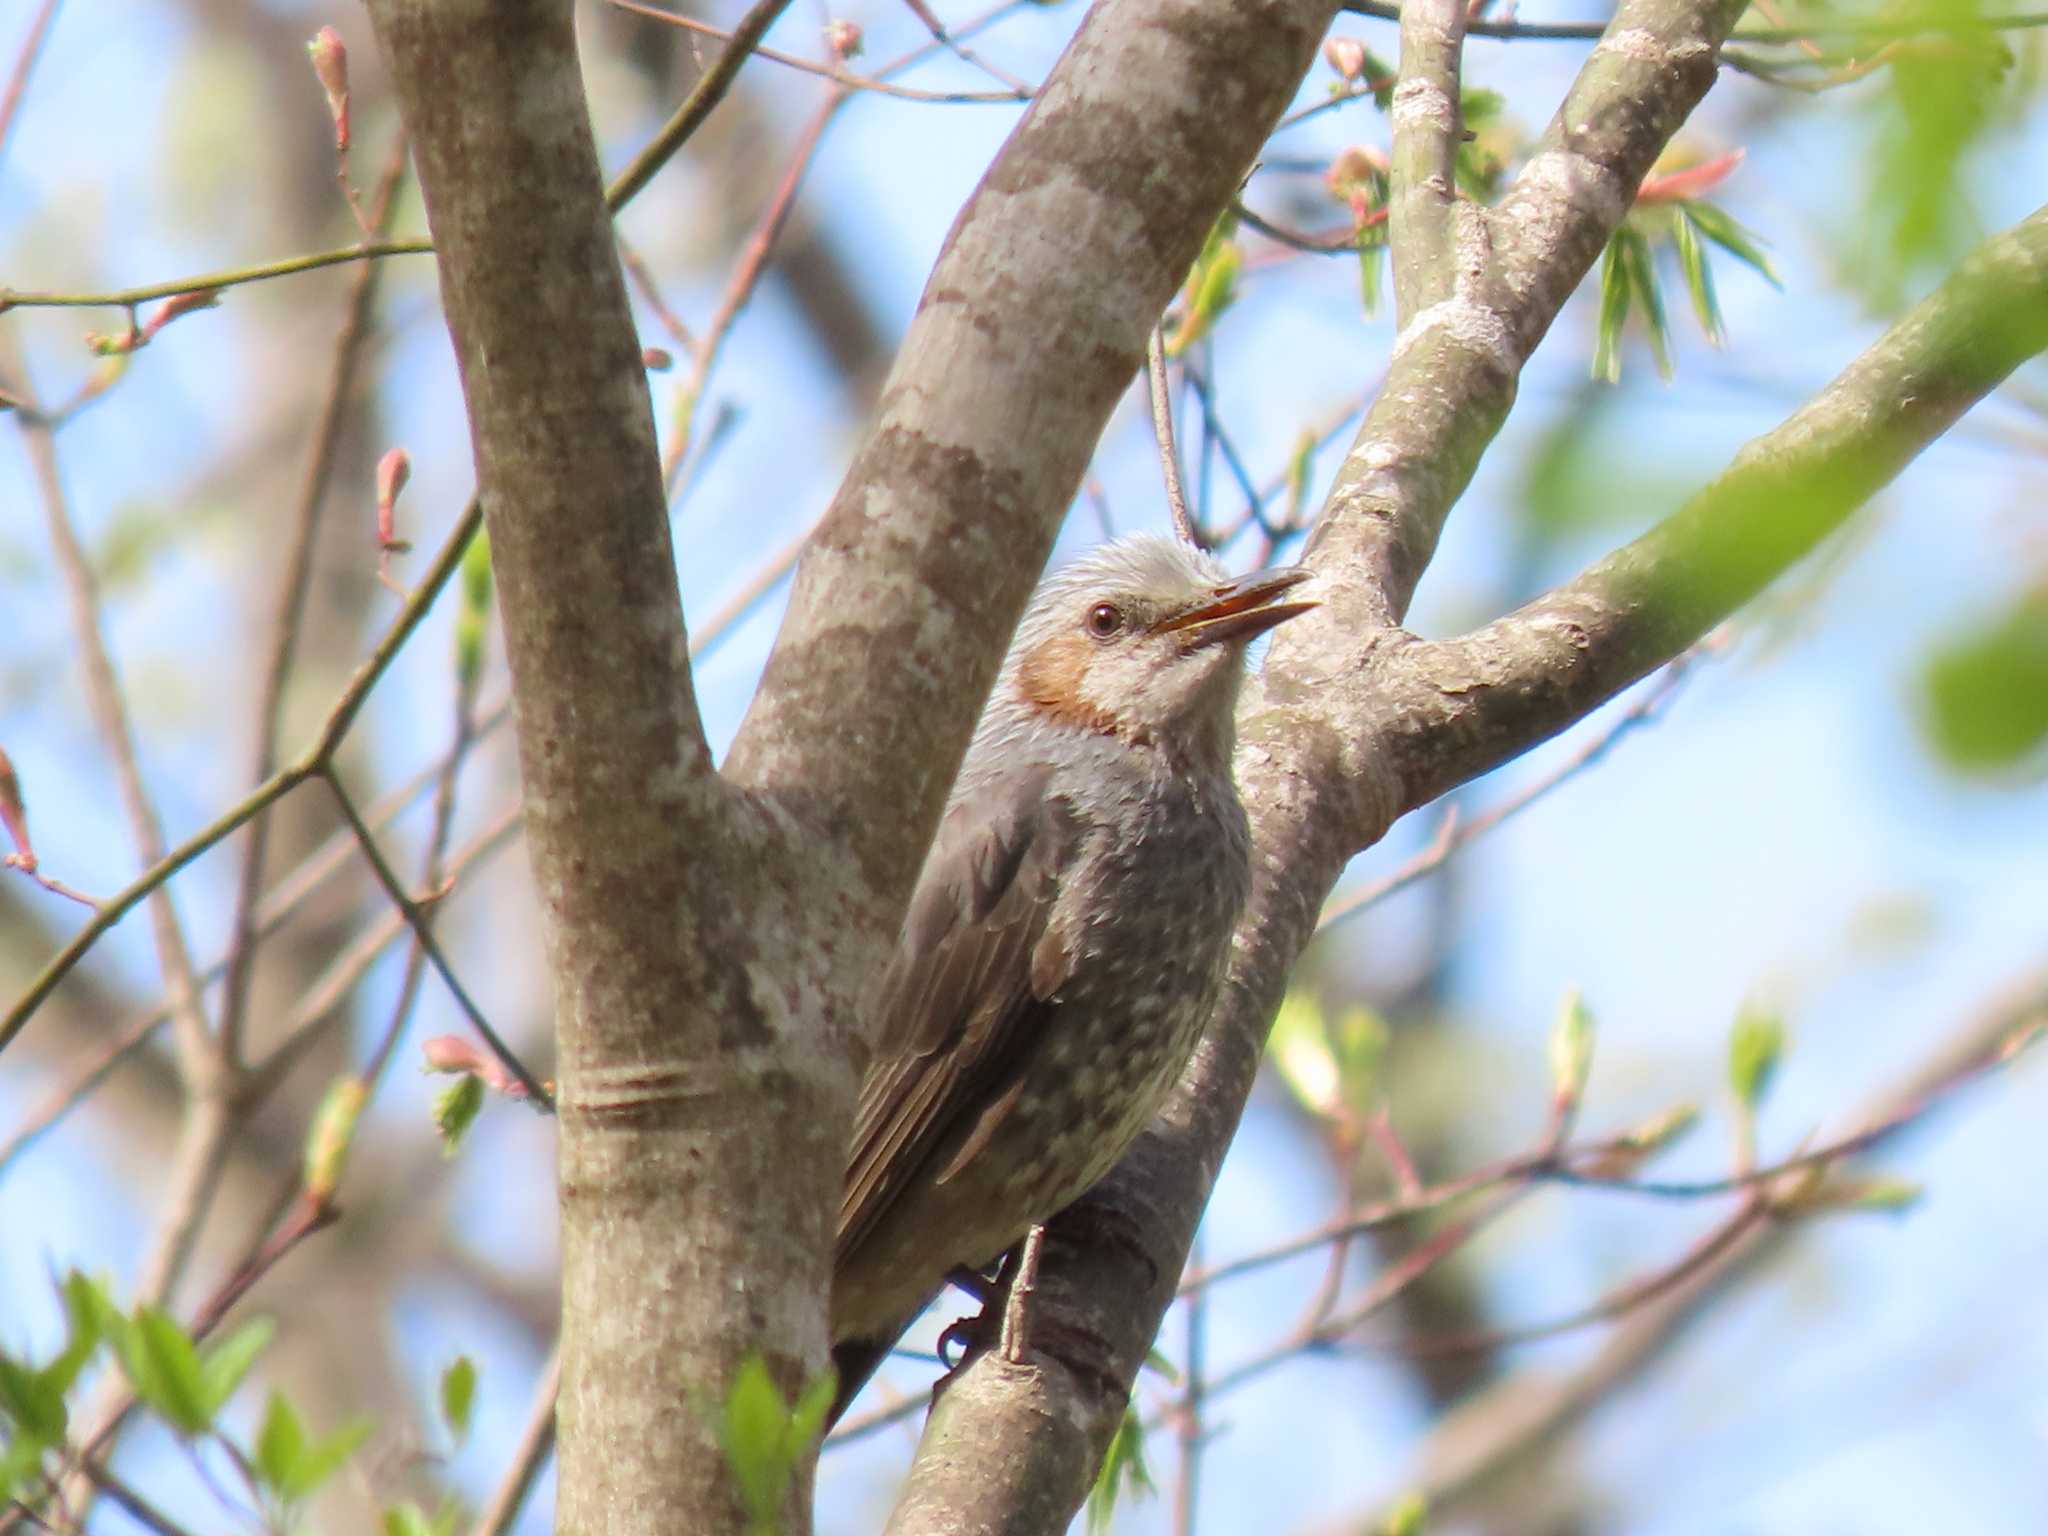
376;447;411;552
824;19;863;60
1324;36;1367;81
0;743;34;872
307;26;351;153
642;346;674;373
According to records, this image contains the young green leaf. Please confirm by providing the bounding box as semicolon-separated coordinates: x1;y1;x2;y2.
433;1073;486;1156
1357;234;1384;318
0;1354;66;1447
1268;991;1341;1120
1548;989;1595;1105
719;1356;788;1529
1615;229;1672;380
1087;1403;1156;1535
1592;235;1632;384
199;1316;274;1418
256;1391;309;1498
440;1355;477;1443
1921;591;2048;770
1673;211;1724;346
259;1391;374;1503
382;1500;457;1536
1682;201;1781;287
295;1416;373;1500
121;1305;211;1436
1727;1006;1786;1110
1380;1490;1429;1535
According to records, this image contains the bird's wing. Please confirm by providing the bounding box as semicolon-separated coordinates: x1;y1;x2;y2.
838;763;1086;1261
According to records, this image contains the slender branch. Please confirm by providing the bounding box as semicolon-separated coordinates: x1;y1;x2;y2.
471;1342;562;1536
1318;640;1711;928
0;0;60;167
610;0;1028;103
320;771;548;1107
8;356;217;1081
602;0;800;214
1373;970;2048;1526
1147;328;1200;547
0;239;433;312
666;82;849;494
218;138;410;1066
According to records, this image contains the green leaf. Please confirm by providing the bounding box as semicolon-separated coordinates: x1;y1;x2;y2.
1921;591;2048;770
1592;235;1632;384
0;1435;45;1506
1682;200;1781;287
382;1501;457;1536
1283;428;1318;528
1087;1403;1156;1535
1727;1006;1786;1111
1268;991;1340;1119
47;1273;107;1398
255;1391;308;1498
1547;989;1595;1104
1615;229;1672;380
120;1305;211;1436
1141;1347;1181;1385
787;1366;837;1456
719;1357;788;1527
0;1353;65;1447
199;1316;274;1418
440;1356;477;1444
1333;1004;1388;1105
1357;232;1384;318
295;1416;373;1500
1380;1490;1429;1535
1672;211;1724;346
1859;0;2007;300
458;527;494;617
259;1391;373;1503
433;1073;486;1156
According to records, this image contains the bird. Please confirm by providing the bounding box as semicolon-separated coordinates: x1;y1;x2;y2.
829;533;1314;1424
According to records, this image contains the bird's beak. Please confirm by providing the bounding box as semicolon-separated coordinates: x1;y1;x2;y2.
1153;566;1317;649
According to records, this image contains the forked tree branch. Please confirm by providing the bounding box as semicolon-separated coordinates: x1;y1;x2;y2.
882;0;2048;1521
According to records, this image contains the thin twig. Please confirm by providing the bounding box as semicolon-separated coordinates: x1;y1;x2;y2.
665;82;849;494
218;137;411;1066
1319;641;1716;930
0;0;60;169
1147;327;1200;547
471;1342;562;1536
319;770;550;1108
611;0;1028;103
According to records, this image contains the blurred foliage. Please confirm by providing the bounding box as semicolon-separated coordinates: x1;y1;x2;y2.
1920;585;2048;770
1857;0;2016;306
0;1271;370;1525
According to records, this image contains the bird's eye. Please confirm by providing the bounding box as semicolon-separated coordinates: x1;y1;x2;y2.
1084;602;1124;639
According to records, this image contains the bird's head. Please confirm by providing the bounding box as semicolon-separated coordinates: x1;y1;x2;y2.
998;535;1315;763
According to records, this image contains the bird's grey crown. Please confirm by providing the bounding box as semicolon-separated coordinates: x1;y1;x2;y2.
1008;534;1230;650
